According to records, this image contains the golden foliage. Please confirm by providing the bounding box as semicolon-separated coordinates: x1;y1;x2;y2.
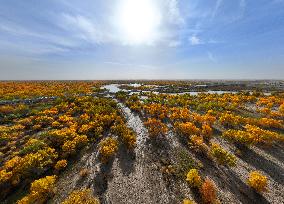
174;122;200;137
186;169;202;188
200;178;217;204
210;143;236;166
61;188;100;204
247;171;268;193
1;148;58;186
17;175;57;204
98;137;118;162
54;160;67;171
111;120;136;149
144;118;168;137
183;199;196;204
223;124;280;145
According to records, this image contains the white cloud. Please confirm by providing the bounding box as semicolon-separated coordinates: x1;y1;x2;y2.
168;40;181;47
211;0;223;18
61;14;110;44
189;35;202;45
211;0;246;21
0;40;68;55
0;21;78;48
58;1;187;47
167;0;185;25
0;1;188;51
208;39;225;44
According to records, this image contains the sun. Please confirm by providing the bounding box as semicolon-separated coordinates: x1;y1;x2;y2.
116;0;161;45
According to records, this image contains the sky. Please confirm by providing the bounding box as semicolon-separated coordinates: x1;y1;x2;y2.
0;0;284;80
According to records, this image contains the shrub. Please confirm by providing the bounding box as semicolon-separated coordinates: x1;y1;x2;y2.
17;175;57;204
210;143;236;166
200;178;217;204
174;122;200;137
143;103;168;119
280;102;284;114
54;160;67;171
223;125;280;146
144;118;168;138
222;129;254;145
174;150;196;178
122;130;136;149
247;171;268;193
62;135;88;156
79;168;90;177
98;137;118;162
201;124;213;141
189;135;208;154
111;122;136;149
219;112;243;128
62;188;100;204
19;139;46;155
0;169;13;183
1;148;58;186
186;169;202;188
183;199;196;204
115;91;128;101
161;165;175;175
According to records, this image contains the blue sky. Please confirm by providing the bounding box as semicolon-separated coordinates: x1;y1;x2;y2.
0;0;284;79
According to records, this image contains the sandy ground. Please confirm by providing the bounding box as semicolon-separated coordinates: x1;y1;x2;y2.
50;102;284;204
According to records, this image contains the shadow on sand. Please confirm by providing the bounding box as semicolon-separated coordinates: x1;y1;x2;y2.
117;144;135;176
239;146;284;184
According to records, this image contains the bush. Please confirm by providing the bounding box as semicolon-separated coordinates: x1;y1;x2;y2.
62;135;88;156
186;169;202;188
19;139;46;155
144;118;168;138
200;178;217;204
98;137;118;162
174;122;200;137
174;150;196;178
201;124;213;141
189;135;208;154
79;168;90;177
54;160;67;171
247;171;268;193
111;122;136;149
183;199;196;204
222;125;280;146
0;169;12;183
210;143;236;166
1;148;58;186
17;175;57;204
62;188;100;204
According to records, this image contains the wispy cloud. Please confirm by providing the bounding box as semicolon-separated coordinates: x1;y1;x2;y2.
60;14;110;44
189;35;202;45
0;40;68;55
167;0;185;25
168;40;181;47
211;0;223;19
207;51;217;62
211;0;246;21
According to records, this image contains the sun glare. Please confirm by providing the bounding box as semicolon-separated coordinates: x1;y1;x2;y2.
117;0;161;45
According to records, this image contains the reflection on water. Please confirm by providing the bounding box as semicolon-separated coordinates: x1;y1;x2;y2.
102;84;271;96
130;83;142;87
102;84;122;93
